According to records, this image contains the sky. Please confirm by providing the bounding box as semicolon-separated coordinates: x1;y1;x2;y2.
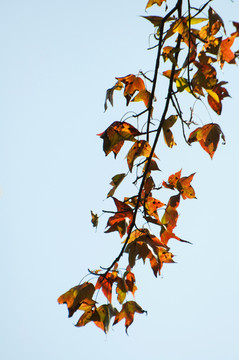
0;0;239;359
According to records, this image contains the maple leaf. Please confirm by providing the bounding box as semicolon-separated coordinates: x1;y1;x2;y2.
115;74;145;105
191;61;217;95
177;173;196;200
188;123;226;159
113;301;146;334
104;80;123;111
105;197;134;238
219;34;237;69
163;115;178;148
207;82;230;115
131;89;151;108
76;304;118;334
126;241;151;268
116;268;137;304
144;197;165;221
162;46;178;66
57;282;95;317
95;271;118;303
107;173;126;198
161;194;180;232
98;121;141;157
145;0;166;10
127;140;158;172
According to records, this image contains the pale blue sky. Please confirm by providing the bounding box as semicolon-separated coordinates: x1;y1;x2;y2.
0;1;239;359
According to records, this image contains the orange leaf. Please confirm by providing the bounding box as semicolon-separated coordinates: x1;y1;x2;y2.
116;74;145;105
57;282;95;317
107;173;126;198
176;173;196;200
144;197;165;221
113;301;146;334
105;197;134;238
207;83;230;115
127;140;158;172
145;0;166;9
188;123;226;158
131;89;151;108
219;34;237;68
95;271;118;303
98;121;141;156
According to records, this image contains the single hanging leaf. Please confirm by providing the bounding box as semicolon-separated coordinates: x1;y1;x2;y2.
218;34;237;69
176;173;196;200
105;197;134;238
207;82;230;115
113;301;146;334
98;121;141;156
95;271;118;303
145;0;166;10
107;173;126;198
161;194;180;232
162;115;178;148
131;89;151;108
91;211;99;228
76;304;118;334
57;282;95;317
115;74;145;105
144;197;165;221
116;269;137;304
188;123;226;159
104;80;123;111
127;140;158;172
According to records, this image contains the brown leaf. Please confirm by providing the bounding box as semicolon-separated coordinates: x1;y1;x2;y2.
113;301;146;334
127;140;158;172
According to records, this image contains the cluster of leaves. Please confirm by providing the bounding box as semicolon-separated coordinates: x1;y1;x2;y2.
58;0;238;333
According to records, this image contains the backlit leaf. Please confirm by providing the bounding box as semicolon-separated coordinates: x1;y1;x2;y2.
113;301;146;334
115;74;145;105
162;115;178;148
95;271;118;303
58;282;95;317
145;0;166;10
127;140;158;172
188;123;226;158
91;211;98;228
105;197;134;238
107;173;126;198
104;80;123;111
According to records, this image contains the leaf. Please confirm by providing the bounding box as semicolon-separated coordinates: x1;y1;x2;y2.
107;173;126;198
219;34;237;69
161;194;180;232
176;173;196;200
98;121;141;156
207;83;230;115
76;304;118;334
162;46;178;66
113;301;146;334
127;140;158;172
145;0;166;10
144;197;165;221
104;80;123;111
116;269;137;304
142;15;174;27
91;211;98;228
131;89;151;108
105;197;134;238
115;74;145;105
57;282;95;317
188;123;226;158
95;271;118;303
162;115;178;148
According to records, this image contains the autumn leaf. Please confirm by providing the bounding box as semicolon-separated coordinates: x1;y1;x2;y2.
188;123;226;158
107;173;126;198
145;0;166;10
95;271;118;303
207;82;230;115
144;197;165;221
162;46;178;66
161;194;180;232
116;268;137;304
162;115;178;148
76;304;118;334
98;121;141;157
113;301;146;334
105;197;134;238
58;282;95;317
131;89;151;108
104;80;123;111
219;34;237;68
177;173;196;199
91;211;98;228
127;140;158;172
115;74;145;105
